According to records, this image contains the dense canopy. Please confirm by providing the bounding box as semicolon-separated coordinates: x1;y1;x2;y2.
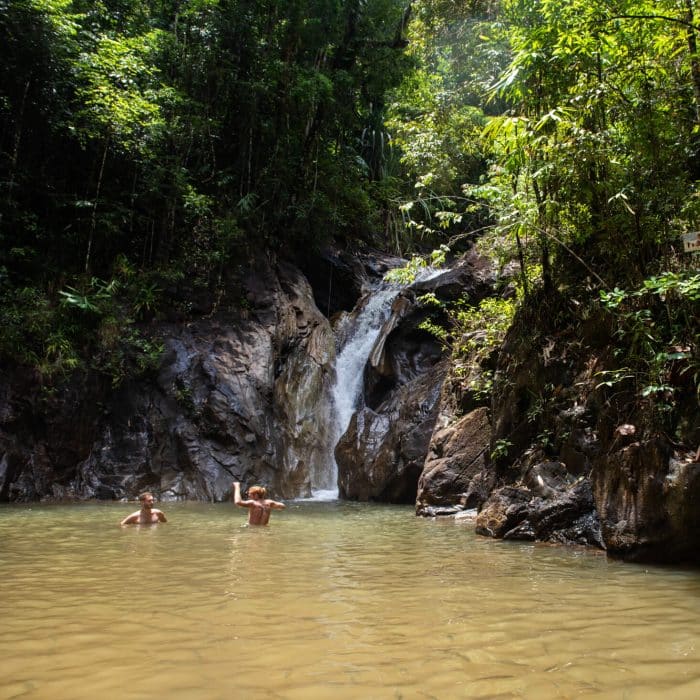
1;0;698;397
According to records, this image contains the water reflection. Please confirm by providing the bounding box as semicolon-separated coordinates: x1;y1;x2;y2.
1;501;700;699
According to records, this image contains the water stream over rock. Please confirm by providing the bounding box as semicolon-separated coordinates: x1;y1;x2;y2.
311;284;402;499
0;250;501;509
310;258;457;501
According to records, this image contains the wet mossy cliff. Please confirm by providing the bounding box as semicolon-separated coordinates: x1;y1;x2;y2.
1;247;699;565
417;286;700;565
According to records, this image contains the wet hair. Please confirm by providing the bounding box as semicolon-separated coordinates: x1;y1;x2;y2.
139;492;154;502
248;485;267;498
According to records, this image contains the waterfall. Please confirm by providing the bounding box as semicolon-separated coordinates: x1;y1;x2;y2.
310;283;401;500
308;266;446;501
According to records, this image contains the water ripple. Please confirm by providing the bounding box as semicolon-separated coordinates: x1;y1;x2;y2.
1;501;699;699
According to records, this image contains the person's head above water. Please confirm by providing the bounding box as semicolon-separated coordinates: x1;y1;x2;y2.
120;491;166;525
232;481;284;525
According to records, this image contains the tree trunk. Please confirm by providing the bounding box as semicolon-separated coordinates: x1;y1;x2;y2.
532;179;552;294
686;0;700;124
1;78;31;228
512;176;529;299
85;136;110;274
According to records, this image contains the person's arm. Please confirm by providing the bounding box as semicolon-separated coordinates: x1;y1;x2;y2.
269;500;285;510
120;511;139;526
232;482;253;507
154;509;167;522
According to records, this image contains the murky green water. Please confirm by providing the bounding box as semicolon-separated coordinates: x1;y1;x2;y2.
1;500;699;699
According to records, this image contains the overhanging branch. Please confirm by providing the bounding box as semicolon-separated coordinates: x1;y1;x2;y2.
591;14;700;33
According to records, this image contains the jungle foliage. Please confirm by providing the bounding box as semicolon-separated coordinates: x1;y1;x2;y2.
0;0;416;377
477;0;700;420
385;0;699;421
1;0;699;402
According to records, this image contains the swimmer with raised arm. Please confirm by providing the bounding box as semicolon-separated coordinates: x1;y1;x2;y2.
120;492;167;526
232;481;285;525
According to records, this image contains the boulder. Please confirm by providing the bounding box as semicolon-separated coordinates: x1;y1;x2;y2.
337;362;447;502
475;464;604;548
593;439;700;562
410;248;497;303
415;407;494;515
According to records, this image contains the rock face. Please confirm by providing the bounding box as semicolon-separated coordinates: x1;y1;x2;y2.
336;361;447;502
415;407;494;516
2;247;493;506
475;462;603;546
419;287;700;563
334;283;449;503
3;242;698;566
485;301;700;561
0;370;107;501
0;257;336;501
296;246;369;317
297;245;406;317
336;252;499;503
593;440;700;562
410;248;497;304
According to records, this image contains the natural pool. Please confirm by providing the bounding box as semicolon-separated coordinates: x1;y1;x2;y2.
1;500;699;699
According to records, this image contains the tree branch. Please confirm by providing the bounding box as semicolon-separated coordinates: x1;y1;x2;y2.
591;14;700;33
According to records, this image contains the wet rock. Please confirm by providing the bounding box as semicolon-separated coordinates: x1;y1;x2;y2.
296;245;405;318
524;461;575;498
503;521;537;540
349;250;501;513
420;504;466;517
666;459;700;544
0;370;108;501
475;465;603;548
337;362;447;503
0;257;335;502
415;407;494;515
592;439;700;562
477;286;700;562
409;249;497;303
365;300;444;404
335;264;467;503
476;487;532;538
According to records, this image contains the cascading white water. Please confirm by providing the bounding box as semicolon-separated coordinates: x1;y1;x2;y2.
309;267;446;501
309;283;401;500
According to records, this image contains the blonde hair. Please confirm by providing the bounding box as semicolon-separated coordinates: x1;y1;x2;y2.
248;485;267;498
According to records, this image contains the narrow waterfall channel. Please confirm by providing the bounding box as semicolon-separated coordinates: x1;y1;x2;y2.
310;267;444;500
310;283;401;500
